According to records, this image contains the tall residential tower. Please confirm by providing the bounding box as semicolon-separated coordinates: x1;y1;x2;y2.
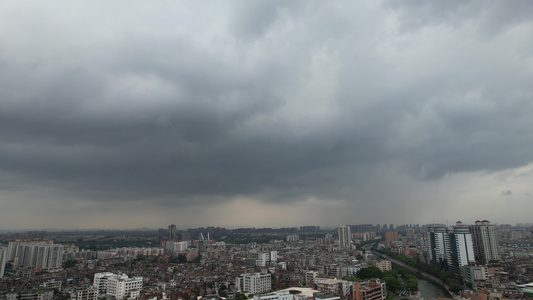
470;220;500;264
338;225;352;248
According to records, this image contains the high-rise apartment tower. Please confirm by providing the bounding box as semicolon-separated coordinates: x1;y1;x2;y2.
338;225;352;248
470;220;500;264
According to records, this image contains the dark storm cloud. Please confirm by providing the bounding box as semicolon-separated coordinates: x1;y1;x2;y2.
1;0;533;213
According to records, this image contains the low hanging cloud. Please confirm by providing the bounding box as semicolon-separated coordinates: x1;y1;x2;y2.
501;190;512;196
1;1;533;228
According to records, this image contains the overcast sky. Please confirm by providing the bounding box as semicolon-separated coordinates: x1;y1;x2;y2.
1;1;533;230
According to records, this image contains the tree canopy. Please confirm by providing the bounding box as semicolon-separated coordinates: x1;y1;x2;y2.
356;266;383;279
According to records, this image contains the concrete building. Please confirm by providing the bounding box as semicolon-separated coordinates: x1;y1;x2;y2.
93;272;143;300
374;260;391;272
254;288;340;300
338;226;352;249
315;278;353;297
164;241;189;252
449;222;476;272
41;279;62;290
13;243;63;271
384;232;398;243
428;225;451;270
305;271;319;285
286;234;299;242
168;224;177;240
270;251;278;262
470;220;500;264
0;246;7;278
354;279;386;300
69;286;99;300
236;273;272;294
6;239;54;261
462;265;489;283
5;290;54;300
253;291;293;300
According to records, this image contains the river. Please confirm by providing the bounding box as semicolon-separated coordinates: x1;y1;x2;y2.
417;279;452;299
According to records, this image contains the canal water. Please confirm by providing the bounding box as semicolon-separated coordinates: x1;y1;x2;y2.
417;279;452;299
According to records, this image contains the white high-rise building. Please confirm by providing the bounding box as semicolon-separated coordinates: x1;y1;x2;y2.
235;273;271;294
270;251;278;262
470;220;500;264
449;222;475;271
13;243;63;271
428;225;451;270
7;239;54;261
338;225;352;248
257;253;269;267
165;241;189;252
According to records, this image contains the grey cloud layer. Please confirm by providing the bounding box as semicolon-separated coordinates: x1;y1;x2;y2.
1;1;533;207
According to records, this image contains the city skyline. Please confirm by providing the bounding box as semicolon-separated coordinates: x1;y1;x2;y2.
1;1;533;230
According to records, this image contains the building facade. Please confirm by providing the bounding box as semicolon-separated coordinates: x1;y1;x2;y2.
470;220;500;264
354;279;386;300
235;273;272;294
69;286;99;300
0;246;7;278
93;272;143;299
338;226;352;249
374;260;392;272
12;243;63;271
168;224;177;240
449;222;476;272
428;225;451;270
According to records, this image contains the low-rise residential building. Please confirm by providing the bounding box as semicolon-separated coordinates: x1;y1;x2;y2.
93;272;143;299
69;286;99;300
373;260;391;272
315;278;352;297
236;273;272;294
5;290;54;300
462;265;489;283
354;279;386;300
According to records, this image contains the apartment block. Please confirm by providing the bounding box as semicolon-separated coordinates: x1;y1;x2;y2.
354;279;386;300
235;273;272;294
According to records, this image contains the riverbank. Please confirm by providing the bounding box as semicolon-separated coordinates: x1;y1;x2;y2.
370;250;457;299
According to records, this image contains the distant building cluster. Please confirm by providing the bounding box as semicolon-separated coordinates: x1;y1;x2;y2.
7;239;63;272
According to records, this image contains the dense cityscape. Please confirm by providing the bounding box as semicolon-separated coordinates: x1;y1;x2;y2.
1;220;533;300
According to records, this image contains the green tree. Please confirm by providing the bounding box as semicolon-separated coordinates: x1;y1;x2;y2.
356;266;383;279
235;293;248;300
407;278;418;293
449;283;461;294
386;291;394;300
65;260;78;268
342;275;361;281
384;276;402;293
